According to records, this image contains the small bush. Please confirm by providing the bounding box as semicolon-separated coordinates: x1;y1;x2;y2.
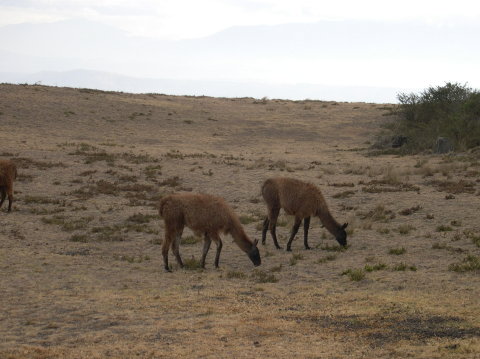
396;225;415;235
183;256;203;270
448;255;480;272
289;253;304;266
341;269;365;281
392;262;417;271
364;263;388;272
127;213;155;224
69;234;89;242
436;225;453;232
389;247;407;255
320;244;348;252
251;270;278;283
226;270;246;279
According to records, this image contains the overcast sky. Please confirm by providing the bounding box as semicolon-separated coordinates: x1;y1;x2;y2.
2;0;480;40
1;0;480;102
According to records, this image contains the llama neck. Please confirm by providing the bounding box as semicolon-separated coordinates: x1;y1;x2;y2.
318;209;342;237
228;221;253;253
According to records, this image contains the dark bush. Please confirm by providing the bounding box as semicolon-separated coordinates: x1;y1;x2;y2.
388;83;480;152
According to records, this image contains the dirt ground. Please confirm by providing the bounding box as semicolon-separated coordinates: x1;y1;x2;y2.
0;84;479;358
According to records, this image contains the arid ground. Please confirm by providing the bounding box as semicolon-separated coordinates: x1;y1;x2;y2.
1;84;479;358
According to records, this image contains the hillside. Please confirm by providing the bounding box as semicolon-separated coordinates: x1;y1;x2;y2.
1;84;479;358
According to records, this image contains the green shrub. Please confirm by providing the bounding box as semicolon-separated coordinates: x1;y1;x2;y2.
389;82;480;152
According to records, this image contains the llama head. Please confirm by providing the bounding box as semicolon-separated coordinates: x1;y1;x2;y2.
247;238;261;266
335;223;348;247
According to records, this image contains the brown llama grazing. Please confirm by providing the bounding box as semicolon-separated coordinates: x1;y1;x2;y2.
159;192;261;271
0;159;17;212
261;177;348;251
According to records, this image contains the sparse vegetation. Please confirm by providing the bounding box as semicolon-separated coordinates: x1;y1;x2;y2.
226;270;247;279
396;225;415;235
341;268;365;281
359;205;395;222
316;254;337;264
182;256;203;270
364;263;388;272
392;263;417;271
449;255;480;272
3;83;480;358
399;205;422;216
388;247;407;255
437;225;453;232
320;244;348;252
251;270;278;283
289;253;304;266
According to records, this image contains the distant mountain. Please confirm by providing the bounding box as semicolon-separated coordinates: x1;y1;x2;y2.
0;69;415;103
0;18;477;101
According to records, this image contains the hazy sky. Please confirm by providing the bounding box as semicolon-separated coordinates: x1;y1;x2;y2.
2;0;480;40
1;0;480;101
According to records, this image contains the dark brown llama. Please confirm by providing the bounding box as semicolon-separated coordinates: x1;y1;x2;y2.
0;159;17;212
159;192;261;271
261;177;348;251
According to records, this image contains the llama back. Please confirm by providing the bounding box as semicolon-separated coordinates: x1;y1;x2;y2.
264;177;325;217
181;194;236;234
160;193;236;234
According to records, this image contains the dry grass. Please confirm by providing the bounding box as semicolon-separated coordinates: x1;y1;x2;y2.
0;84;479;358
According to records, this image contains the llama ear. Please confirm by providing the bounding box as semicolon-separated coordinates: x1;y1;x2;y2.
342;223;348;229
253;238;259;246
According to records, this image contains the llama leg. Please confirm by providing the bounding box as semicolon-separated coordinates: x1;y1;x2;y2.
269;206;282;249
0;188;5;209
212;234;223;268
171;230;184;268
303;216;311;250
261;217;269;245
201;233;212;268
7;186;13;212
286;217;302;251
162;230;173;272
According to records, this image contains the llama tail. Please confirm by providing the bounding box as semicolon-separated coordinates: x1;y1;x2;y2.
158;196;169;217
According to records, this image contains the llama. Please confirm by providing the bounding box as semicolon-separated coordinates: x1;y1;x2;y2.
261;177;348;251
159;192;261;271
0;159;17;212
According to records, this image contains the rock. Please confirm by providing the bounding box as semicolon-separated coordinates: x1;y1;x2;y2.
391;135;409;148
435;137;454;154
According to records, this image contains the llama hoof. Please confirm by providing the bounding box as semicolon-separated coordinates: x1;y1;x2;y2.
164;268;172;273
275;246;283;250
286;247;292;252
304;246;311;250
